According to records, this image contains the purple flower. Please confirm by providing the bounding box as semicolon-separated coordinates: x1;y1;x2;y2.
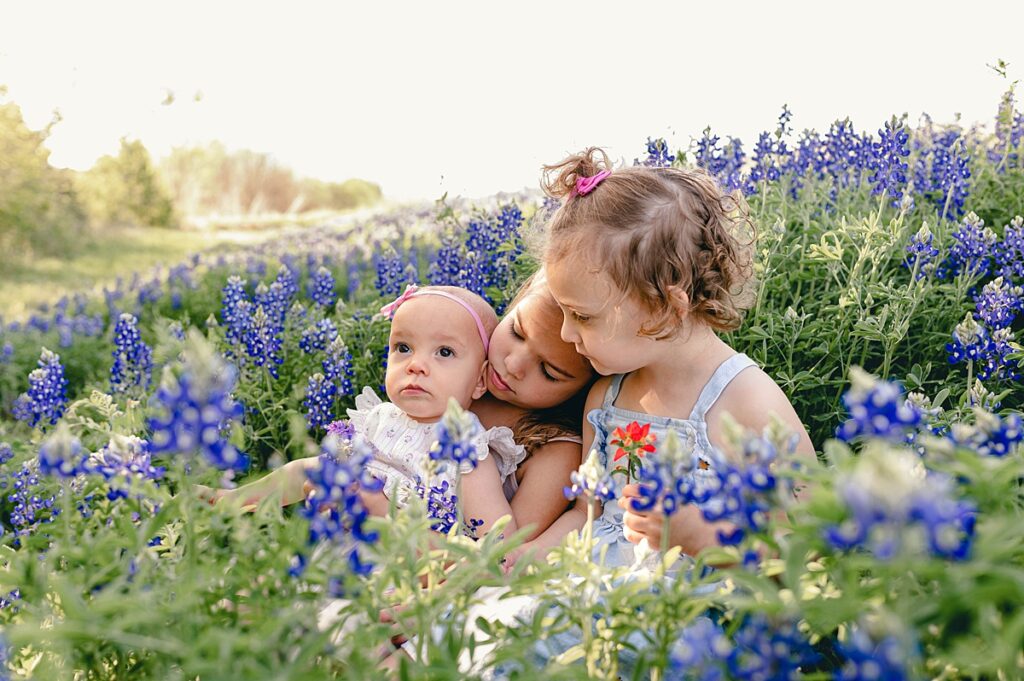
303;373;337;431
974;276;1023;329
220;275;251;345
299;318;339;354
836;623;919;681
903;224;940;279
836;369;922;443
110;313;153;396
243;306;284;378
12;348;69;430
996;216;1024;280
564;450;616;503
868;118;911;207
148;337;249;472
429;401;483;472
670;618;731;680
726;613;820;680
935;212;998;280
636;136;676;168
308;266;337;308
946;314;992;365
297;436;382;590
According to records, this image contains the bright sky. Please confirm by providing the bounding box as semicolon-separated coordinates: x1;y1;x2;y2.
2;1;1023;201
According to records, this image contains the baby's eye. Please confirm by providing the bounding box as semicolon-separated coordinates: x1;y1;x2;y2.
395;342;411;353
438;346;455;358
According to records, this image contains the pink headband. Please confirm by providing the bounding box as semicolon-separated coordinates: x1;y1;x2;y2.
379;284;490;353
573;170;611;197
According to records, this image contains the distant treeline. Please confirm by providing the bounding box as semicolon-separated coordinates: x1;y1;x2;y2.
0;87;382;259
158;142;382;217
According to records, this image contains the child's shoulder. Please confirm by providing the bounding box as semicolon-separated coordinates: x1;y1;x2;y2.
710;362;800;430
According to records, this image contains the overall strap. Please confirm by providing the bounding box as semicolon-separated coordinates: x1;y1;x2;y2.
602;374;627;409
688;353;757;421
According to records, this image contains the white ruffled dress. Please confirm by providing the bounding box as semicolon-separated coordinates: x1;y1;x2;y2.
346;387;527;505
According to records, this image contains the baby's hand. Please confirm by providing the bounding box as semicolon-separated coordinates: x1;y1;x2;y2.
501;542;538;575
195;484;226;506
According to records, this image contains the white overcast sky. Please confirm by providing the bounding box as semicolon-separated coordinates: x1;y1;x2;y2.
2;1;1023;201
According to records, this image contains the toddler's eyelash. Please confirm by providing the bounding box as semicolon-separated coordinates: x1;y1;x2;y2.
572;311;590;323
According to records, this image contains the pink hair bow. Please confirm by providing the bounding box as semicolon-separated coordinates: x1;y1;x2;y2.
379;284;419;318
574;170;611;197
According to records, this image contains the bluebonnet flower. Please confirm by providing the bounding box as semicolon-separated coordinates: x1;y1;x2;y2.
836;623;919;681
903;224;940;279
825;118;869;190
669;617;731;681
308;266;337;308
948;409;1023;458
0;442;12;465
88;434;166;500
936;212;998;279
273;263;299;303
297;436;382;591
299;318;339;354
255;280;290;327
977;326;1020;382
220;275;251;345
416;478;459;533
749;130;788;186
636;137;675;168
825;449;975;561
917;130;971;220
346;257;362;300
38;426;89;478
5;462;58;542
12;348;69;430
243;306;284;378
836;368;923;443
375;247;412;297
631;429;697;515
564;449;617;503
996;215;1024;280
726;613;820;680
320;335;352;387
1;341;12;364
326;419;355;441
991;87;1024;171
429;399;483;473
303;372;336;431
974;276;1023;329
168;320;185;341
868;117;911;207
110;313;153;396
148;336;249;472
946;313;993;366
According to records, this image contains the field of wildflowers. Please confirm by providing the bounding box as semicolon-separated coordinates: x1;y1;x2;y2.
0;86;1022;679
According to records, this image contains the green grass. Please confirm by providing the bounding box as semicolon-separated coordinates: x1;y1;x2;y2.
0;226;269;319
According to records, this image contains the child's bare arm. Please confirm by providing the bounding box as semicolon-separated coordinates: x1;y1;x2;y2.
202;457;320;509
460;454;518;537
508;440;580;541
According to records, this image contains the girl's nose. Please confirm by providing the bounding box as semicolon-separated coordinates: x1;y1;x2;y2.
560;316;579;345
505;348;527;379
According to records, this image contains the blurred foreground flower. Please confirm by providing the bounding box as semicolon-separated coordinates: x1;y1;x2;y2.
147;332;249;472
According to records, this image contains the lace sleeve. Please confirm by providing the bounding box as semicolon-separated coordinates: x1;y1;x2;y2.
346;387;383;438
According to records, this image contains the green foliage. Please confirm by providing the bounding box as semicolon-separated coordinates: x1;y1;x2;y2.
0;91;87;258
75;138;177;228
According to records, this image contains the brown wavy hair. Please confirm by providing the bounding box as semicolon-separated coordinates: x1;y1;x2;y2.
540;147;756;337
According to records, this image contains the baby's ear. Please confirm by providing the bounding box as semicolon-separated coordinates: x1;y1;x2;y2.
473;360;489;400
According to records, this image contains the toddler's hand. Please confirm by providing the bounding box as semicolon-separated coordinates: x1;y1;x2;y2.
195;484;225;506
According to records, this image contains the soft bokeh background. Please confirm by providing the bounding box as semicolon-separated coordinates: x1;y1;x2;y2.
3;0;1023;201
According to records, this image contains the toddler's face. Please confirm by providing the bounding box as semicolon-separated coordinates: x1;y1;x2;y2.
384;296;488;422
486;290;593;409
546;258;660;376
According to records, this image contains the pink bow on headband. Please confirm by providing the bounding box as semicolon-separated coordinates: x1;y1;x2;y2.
379;284;419;318
574;170;611;196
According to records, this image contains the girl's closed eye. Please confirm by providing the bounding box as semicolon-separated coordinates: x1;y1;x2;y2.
571;311;591;323
510;319;559;382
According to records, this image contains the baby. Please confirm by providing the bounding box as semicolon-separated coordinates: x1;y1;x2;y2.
207;284;523;534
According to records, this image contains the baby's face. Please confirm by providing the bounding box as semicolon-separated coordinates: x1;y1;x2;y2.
384;296;488;422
